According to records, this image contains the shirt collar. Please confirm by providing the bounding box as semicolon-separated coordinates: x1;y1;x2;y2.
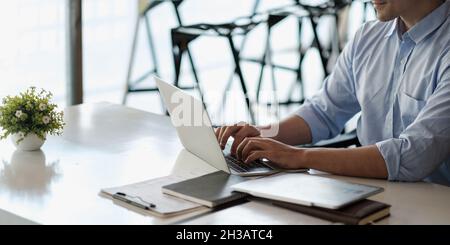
384;18;399;39
384;0;449;43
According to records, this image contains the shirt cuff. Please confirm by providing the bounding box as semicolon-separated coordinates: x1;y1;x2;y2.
295;104;328;144
376;139;403;181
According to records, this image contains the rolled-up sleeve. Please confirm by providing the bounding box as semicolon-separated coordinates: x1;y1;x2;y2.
376;62;450;181
296;31;361;144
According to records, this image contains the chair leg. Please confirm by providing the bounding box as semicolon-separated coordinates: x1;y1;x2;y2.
186;49;205;103
171;32;204;97
172;4;205;103
123;16;141;105
221;71;234;119
171;32;213;119
256;14;285;105
223;0;261;114
227;35;255;124
255;54;266;104
171;34;183;88
144;14;159;76
258;14;306;108
288;18;305;104
123;13;160;106
267;27;280;119
255;30;268;104
309;15;329;77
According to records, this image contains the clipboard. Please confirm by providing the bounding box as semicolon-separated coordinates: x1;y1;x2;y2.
101;174;208;217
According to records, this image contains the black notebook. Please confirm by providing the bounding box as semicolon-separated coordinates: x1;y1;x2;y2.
162;171;249;208
268;198;391;225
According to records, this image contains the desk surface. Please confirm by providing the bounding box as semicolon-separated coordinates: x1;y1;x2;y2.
1;103;449;225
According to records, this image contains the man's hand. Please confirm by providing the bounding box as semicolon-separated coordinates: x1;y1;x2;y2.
215;123;261;155
237;137;304;170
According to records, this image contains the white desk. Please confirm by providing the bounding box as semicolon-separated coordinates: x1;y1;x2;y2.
1;103;449;225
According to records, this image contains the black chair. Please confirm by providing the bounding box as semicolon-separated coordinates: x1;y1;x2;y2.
171;14;269;124
252;1;353;108
123;0;199;108
169;0;363;130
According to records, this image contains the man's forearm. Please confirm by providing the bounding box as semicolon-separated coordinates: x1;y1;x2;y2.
260;115;313;146
301;145;388;179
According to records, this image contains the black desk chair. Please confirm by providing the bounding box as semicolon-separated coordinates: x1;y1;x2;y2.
171;14;269;124
253;1;353;108
123;0;199;108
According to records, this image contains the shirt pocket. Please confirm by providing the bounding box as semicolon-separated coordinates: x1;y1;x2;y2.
399;91;427;127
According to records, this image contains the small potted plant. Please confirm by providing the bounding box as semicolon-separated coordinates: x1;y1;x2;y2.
0;87;65;151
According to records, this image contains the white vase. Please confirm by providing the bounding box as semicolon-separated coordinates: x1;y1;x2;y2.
11;133;46;151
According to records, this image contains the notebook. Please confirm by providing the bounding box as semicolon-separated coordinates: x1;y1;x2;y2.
267;198;391;225
162;171;249;208
101;174;208;217
231;173;384;209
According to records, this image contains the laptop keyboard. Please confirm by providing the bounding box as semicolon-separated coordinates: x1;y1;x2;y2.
225;155;271;172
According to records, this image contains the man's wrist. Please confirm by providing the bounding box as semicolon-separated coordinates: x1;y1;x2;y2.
294;147;310;169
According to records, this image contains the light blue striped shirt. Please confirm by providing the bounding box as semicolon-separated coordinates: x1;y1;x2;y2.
296;1;450;186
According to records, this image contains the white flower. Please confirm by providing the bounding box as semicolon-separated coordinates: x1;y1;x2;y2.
17;132;25;139
15;110;23;118
39;103;47;111
42;116;51;125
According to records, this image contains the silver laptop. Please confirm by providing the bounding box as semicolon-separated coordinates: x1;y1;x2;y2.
231;173;384;209
155;77;279;177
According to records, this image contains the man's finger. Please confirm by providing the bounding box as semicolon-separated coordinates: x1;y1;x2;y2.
236;137;251;160
230;126;255;155
215;127;222;139
217;126;228;146
230;136;243;156
241;140;264;161
245;151;267;164
219;126;240;149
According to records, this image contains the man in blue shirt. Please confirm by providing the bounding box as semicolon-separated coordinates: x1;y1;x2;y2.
216;0;450;186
